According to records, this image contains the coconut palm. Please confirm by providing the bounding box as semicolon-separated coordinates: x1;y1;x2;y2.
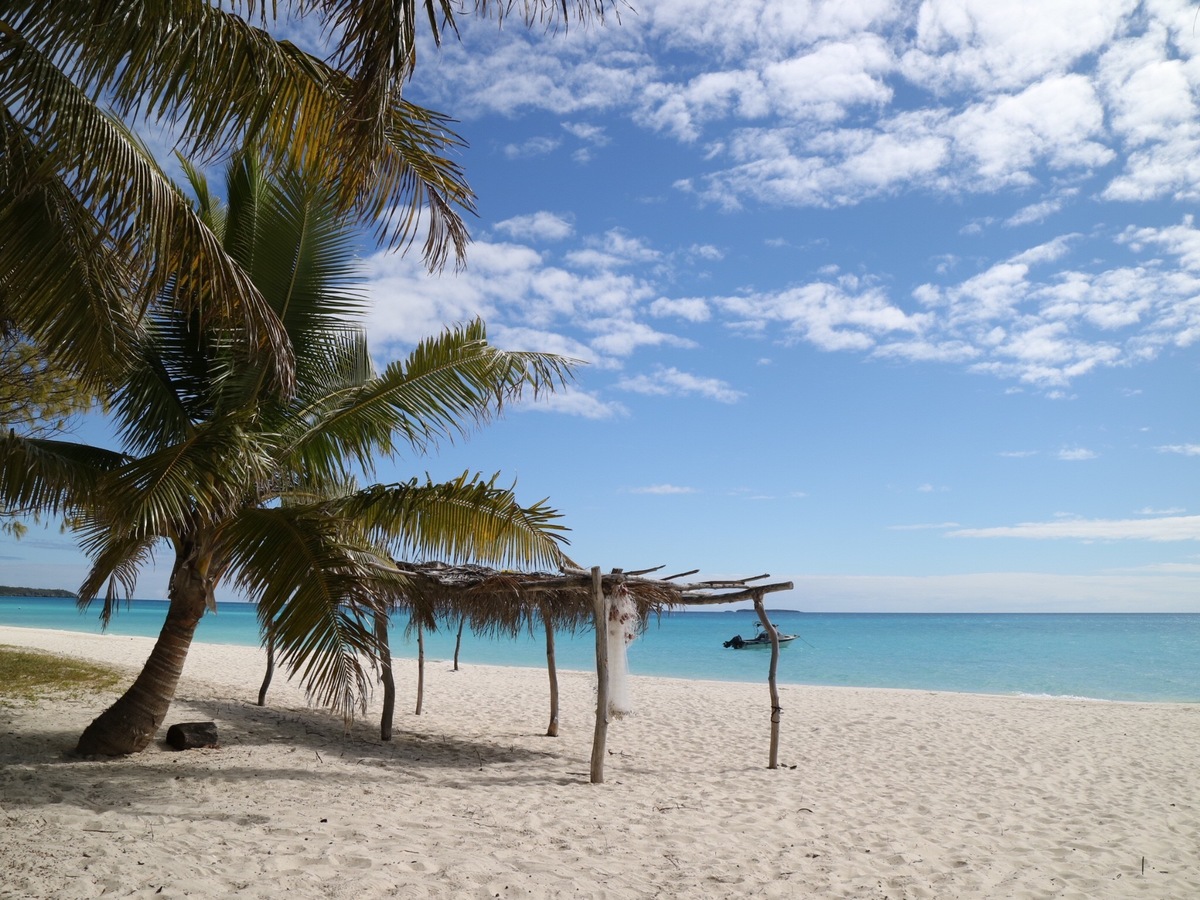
0;153;575;755
0;1;613;393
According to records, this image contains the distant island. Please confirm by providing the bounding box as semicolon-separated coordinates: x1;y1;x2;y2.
0;586;76;598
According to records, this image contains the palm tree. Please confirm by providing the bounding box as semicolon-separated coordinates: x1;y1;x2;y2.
1;1;613;393
0;153;576;755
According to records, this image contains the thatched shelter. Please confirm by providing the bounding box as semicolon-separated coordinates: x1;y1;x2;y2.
379;562;794;781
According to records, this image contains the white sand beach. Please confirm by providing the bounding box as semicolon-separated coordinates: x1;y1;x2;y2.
1;624;1198;899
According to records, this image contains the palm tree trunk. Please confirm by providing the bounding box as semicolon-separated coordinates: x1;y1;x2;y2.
75;550;210;756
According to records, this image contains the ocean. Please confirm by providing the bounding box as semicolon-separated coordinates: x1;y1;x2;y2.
2;596;1198;703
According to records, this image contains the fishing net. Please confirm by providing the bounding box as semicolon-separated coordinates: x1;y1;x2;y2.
606;585;638;718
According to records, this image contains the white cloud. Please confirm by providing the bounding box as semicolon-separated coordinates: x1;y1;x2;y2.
760;36;895;122
649;296;711;322
365;256;498;350
629;483;699;495
616;366;744;403
902;0;1130;93
775;571;1200;612
1100;30;1196;146
1004;190;1078;227
1157;444;1200;456
688;243;724;261
519;388;627;420
488;325;595;364
562;122;610;145
414;23;647;118
898;226;1200;389
951;515;1200;541
408;1;1200;217
587;319;695;357
1114;562;1200;574
1057;447;1098;461
564;248;629;271
365;236;667;370
366;207;1200;398
949;75;1112;187
599;230;663;264
1120;216;1200;270
503;136;561;159
716;279;928;351
566;230;663;271
493;212;575;242
1096;23;1200;202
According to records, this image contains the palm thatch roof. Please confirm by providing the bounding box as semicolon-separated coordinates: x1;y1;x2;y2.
390;561;793;636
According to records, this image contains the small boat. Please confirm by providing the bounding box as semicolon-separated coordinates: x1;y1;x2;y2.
723;622;799;649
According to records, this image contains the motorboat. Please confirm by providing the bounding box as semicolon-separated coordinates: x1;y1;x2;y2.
723;621;798;649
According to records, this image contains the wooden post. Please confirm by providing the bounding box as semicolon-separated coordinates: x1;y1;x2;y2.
543;605;560;737
453;613;466;671
589;566;609;784
375;609;395;740
414;620;425;716
257;623;275;707
752;593;781;769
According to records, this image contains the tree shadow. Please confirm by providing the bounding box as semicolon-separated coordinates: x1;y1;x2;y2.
0;685;589;813
177;692;569;769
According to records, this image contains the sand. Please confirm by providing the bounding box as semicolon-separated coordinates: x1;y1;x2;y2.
1;625;1198;899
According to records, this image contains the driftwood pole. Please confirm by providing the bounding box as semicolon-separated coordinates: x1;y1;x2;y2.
543;605;560;737
453;613;466;671
376;609;395;740
589;566;610;784
414;620;425;716
752;593;782;769
257;624;275;706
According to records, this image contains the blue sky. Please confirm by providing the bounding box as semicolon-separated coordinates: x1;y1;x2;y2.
6;0;1200;611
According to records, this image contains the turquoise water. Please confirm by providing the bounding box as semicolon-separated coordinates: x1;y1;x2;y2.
2;597;1198;702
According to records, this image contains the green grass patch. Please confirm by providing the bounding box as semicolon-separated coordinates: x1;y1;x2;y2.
0;645;123;701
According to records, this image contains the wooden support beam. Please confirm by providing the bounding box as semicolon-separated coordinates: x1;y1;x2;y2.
662;569;700;581
752;593;782;770
376;610;395;741
679;581;794;604
589;565;609;785
543;605;559;737
625;564;666;577
453;613;465;671
414;621;425;716
257;624;275;707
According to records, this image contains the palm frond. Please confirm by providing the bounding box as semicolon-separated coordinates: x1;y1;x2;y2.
223;505;400;719
0;432;127;519
106;310;213;455
99;415;273;538
74;527;159;621
0;23;295;389
239;162;365;355
284;320;578;474
8;1;475;270
339;472;571;571
0;107;141;385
